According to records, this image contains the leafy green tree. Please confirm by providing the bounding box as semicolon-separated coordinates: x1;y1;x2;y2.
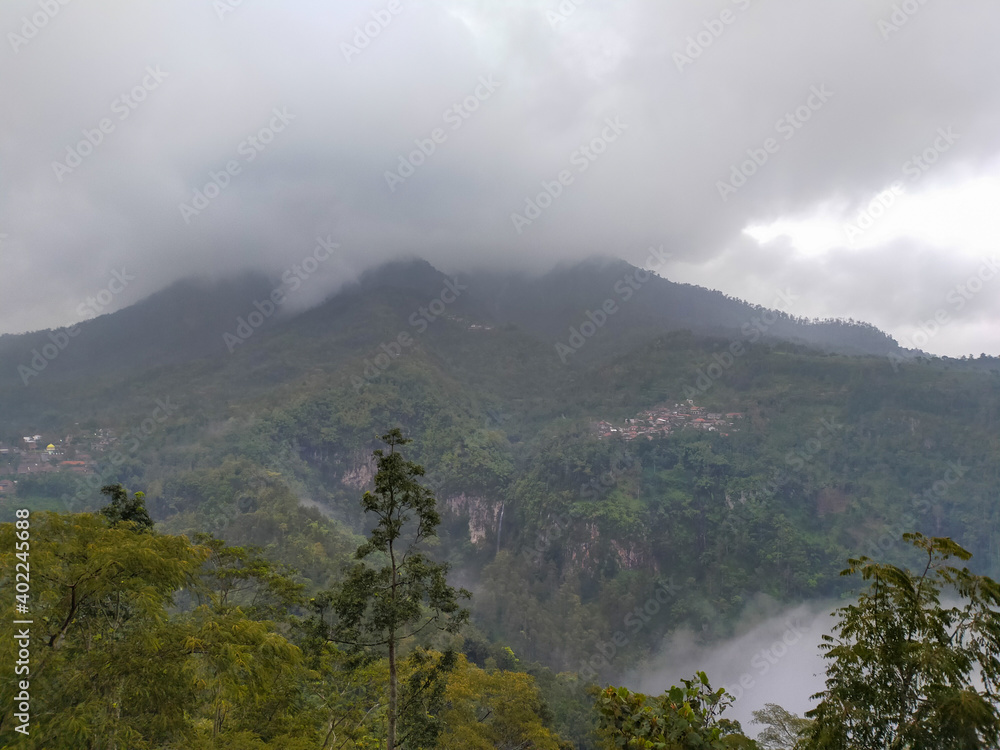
194;533;305;619
397;648;457;748
594;673;757;749
436;652;565;749
804;533;1000;749
0;512;206;747
182;606;303;739
332;429;470;750
99;482;154;531
751;704;811;749
311;654;388;750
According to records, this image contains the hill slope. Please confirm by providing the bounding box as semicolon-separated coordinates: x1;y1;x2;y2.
1;256;999;682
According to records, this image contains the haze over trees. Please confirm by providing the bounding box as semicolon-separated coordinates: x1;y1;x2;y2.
4;428;1000;748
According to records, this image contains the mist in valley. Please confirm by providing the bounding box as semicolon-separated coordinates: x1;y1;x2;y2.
629;598;837;729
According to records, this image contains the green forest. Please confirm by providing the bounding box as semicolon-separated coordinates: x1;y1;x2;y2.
2;264;1000;748
4;431;1000;749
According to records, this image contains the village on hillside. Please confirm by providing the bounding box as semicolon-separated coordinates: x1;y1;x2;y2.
0;428;114;496
0;402;742;498
594;400;744;441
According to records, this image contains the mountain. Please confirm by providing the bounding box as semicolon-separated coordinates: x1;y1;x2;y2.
0;255;902;392
0;273;276;384
462;256;900;357
2;255;999;688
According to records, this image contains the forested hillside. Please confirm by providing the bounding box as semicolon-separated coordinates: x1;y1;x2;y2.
2;259;1000;747
5;459;1000;747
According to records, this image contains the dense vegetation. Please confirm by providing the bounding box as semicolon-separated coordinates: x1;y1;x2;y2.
5;454;1000;747
2;259;1000;746
0;445;575;749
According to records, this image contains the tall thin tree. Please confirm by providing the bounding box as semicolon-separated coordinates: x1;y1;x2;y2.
332;429;469;750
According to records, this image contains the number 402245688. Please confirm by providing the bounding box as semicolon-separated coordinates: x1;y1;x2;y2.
14;509;30;605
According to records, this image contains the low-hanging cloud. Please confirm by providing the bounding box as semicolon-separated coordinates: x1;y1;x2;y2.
628;596;835;731
3;0;1000;355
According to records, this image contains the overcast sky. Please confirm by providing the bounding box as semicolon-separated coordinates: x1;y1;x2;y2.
2;0;999;355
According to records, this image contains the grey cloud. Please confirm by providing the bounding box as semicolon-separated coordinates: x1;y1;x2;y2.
2;0;1000;355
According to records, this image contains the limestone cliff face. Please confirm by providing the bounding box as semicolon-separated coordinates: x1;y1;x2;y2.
564;522;597;568
332;456;505;549
339;450;375;490
610;539;647;570
568;523;652;572
332;461;647;573
442;493;503;546
295;442;375;490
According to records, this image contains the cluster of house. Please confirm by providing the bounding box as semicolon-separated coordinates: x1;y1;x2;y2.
0;430;107;492
446;314;494;332
15;435;60;461
0;437;62;491
595;401;744;441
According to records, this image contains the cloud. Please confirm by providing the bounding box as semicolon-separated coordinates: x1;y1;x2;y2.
2;0;1000;355
629;597;834;730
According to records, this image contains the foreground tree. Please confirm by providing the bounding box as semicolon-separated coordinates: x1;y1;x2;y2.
194;533;305;619
0;512;206;746
751;704;811;749
805;532;1000;749
435;652;565;749
183;606;303;740
0;510;318;749
99;482;154;531
332;429;470;750
594;672;757;749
